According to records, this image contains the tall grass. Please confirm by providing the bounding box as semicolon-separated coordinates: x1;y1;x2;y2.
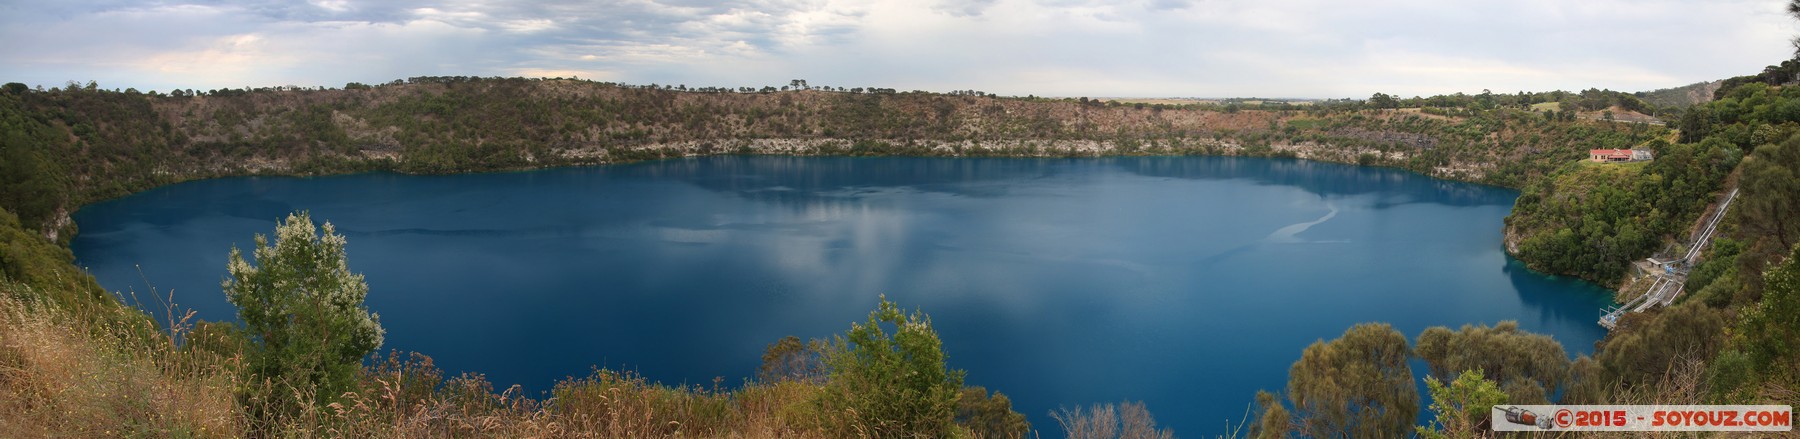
0;283;241;437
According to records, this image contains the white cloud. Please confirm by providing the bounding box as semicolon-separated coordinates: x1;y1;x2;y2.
0;0;1792;97
310;0;352;13
510;68;615;80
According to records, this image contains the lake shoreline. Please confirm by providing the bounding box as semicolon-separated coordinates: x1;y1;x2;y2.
58;140;1514;241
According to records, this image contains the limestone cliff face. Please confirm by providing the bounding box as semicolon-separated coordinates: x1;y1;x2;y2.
1502;221;1523;256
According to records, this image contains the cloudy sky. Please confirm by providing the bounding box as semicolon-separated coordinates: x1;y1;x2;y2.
1;0;1794;98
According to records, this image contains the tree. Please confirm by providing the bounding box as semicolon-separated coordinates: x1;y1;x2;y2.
1249;390;1292;439
819;295;964;438
954;386;1029;439
224;212;384;415
1677;107;1715;143
1789;0;1800;57
1597;302;1726;386
1740;138;1800;253
1415;369;1507;439
757;335;826;383
1738;244;1800;379
1413;321;1570;403
1286;323;1417;438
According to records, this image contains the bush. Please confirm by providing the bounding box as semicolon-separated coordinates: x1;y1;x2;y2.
1596;302;1726;387
1737;244;1800;381
222;211;384;420
1415;369;1507;438
1413;321;1569;403
954;386;1029;439
817;295;964;438
1285;323;1417;438
758;335;827;384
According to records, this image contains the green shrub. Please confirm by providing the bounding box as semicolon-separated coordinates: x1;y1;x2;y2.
1737;244;1800;381
818;295;964;438
1415;369;1507;439
222;211;384;420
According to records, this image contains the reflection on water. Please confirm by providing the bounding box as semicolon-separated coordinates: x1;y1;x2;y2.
69;156;1611;435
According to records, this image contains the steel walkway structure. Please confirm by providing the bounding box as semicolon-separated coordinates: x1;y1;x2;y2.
1599;188;1738;329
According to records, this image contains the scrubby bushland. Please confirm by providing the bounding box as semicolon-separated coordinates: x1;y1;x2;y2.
1720;244;1800;395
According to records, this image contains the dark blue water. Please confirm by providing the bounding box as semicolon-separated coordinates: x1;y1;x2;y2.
71;156;1613;435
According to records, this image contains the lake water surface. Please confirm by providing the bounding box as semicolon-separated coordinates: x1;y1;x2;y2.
71;156;1613;434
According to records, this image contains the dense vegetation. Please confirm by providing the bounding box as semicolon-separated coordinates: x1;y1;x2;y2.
1505;138;1738;285
1506;81;1800;286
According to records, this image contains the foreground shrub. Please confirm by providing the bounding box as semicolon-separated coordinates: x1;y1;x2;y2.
1414;321;1570;403
1415;369;1506;439
818;295;964;438
1285;323;1417;438
223;212;385;422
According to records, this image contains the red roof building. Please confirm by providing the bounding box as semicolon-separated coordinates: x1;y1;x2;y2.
1590;149;1635;162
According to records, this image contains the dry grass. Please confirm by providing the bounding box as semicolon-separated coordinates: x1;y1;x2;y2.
235;352;840;438
0;285;242;438
1050;401;1177;439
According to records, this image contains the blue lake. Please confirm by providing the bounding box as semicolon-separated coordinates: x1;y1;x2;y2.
70;156;1614;435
